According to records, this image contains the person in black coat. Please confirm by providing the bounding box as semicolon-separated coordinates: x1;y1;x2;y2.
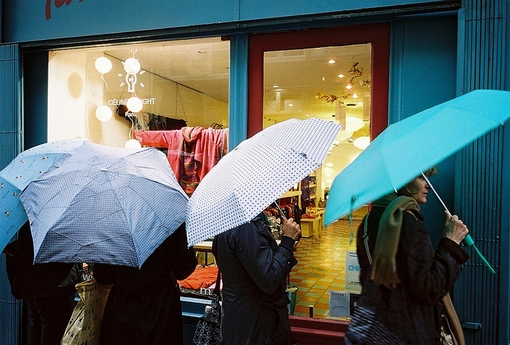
212;213;301;345
344;168;470;344
93;223;197;345
3;223;76;345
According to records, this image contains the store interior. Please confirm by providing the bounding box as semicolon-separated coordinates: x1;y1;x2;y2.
47;36;371;318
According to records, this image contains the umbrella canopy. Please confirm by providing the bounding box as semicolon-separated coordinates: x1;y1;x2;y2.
20;141;189;268
0;138;87;252
0;177;27;250
324;89;510;225
186;117;341;246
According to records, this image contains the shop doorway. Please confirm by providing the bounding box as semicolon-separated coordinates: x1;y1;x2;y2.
248;24;390;319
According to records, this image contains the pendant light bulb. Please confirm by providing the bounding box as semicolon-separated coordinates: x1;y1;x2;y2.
125;139;142;149
95;57;112;74
344;117;364;132
124;58;141;74
353;136;370;150
95;105;112;122
127;96;143;112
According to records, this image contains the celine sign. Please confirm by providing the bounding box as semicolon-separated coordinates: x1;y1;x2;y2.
108;98;156;107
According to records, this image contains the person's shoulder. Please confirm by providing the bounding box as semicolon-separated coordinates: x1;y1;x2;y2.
404;209;424;222
225;220;264;242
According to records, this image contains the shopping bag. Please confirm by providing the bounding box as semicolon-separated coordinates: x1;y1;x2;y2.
193;270;222;345
192;292;222;345
61;278;112;345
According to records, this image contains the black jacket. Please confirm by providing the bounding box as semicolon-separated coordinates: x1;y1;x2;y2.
345;205;469;344
94;223;197;345
212;214;297;345
3;223;75;299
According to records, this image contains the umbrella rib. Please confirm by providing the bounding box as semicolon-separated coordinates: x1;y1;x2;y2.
52;230;130;245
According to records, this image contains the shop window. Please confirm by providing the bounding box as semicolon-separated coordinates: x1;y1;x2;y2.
47;37;230;147
263;44;372;200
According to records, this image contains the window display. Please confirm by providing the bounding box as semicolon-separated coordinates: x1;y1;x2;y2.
47;36;372;321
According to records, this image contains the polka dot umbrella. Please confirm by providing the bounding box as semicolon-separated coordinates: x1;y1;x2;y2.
186;117;342;246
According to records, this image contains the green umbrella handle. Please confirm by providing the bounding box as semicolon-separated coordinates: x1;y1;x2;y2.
462;234;496;274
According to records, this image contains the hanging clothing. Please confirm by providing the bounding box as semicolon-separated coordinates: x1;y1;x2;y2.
134;126;228;196
147;113;187;130
180;126;204;195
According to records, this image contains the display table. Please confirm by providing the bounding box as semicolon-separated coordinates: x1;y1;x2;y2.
194;240;214;266
300;217;320;239
315;209;325;232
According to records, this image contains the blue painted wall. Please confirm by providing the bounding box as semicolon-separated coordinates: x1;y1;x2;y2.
0;44;23;345
389;13;458;245
23;51;49;148
3;0;454;43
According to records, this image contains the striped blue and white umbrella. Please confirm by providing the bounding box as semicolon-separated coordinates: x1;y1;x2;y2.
20;141;189;268
186;117;342;246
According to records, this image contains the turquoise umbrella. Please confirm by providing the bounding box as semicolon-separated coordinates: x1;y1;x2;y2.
324;89;510;272
325;89;510;224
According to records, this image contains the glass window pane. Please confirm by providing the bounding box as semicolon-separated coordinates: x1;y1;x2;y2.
48;37;230;147
263;44;372;319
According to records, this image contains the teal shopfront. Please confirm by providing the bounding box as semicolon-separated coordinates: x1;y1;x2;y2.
1;1;509;344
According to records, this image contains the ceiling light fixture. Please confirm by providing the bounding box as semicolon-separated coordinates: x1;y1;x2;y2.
95;56;113;121
337;129;354;142
121;50;143;113
127;96;143;113
353;136;370;150
344;117;364;132
125;139;142;149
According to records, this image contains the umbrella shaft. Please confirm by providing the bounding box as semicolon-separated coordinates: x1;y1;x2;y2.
273;202;288;220
421;173;451;217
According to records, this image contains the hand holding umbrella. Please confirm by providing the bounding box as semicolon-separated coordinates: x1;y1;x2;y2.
280;216;302;243
422;173;496;274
